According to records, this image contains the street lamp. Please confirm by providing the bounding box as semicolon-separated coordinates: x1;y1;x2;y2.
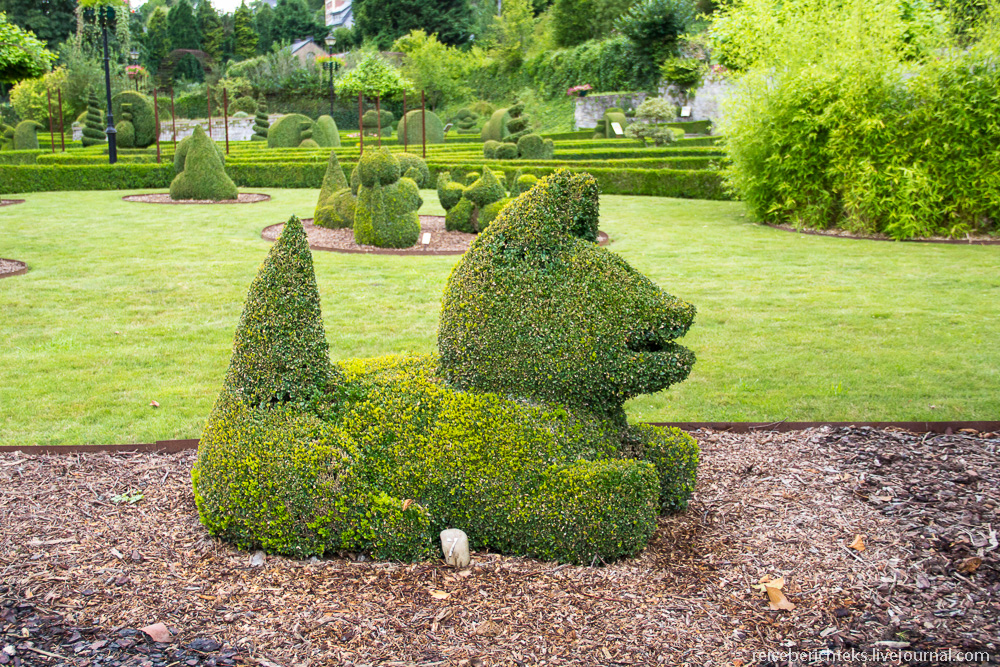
129;48;140;91
323;35;340;117
83;5;118;165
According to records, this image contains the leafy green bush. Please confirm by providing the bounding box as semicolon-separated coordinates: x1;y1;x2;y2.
513;173;538;195
353;149;421;248
395;152;430;187
480;108;511;142
111;92;158;148
315;188;357;229
397;109;445;145
362;109;395;137
615;0;696;66
314;150;350;227
252;97;270;142
267;113;315;148
439;169;697;422
173;129;225;175
464;167;506;208
314;115;342;147
230;96;257;115
483;140;502;159
517;133;555;159
477;197;513;232
445;197;474;232
495;142;518;160
116;104;136;149
519;36;660;99
437;172;466;210
170;126;239;201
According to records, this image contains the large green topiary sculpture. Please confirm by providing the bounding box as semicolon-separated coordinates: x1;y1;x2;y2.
111;91;158;147
453;108;478;134
12;120;43;150
251;96;269;142
116;103;136;148
192;172;699;564
439;169;696;424
362;109;394;137
398;109;445;145
267;113;317;148
81;92;106;148
517;133;555;159
445;166;507;234
353;148;421;248
394;152;430;188
170;125;239;201
314;115;341;147
173;126;225;175
480;108;511;142
313;150;353;229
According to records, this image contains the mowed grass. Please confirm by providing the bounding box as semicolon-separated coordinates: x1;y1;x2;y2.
0;189;997;446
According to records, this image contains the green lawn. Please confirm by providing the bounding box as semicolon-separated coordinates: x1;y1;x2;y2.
1;189;997;446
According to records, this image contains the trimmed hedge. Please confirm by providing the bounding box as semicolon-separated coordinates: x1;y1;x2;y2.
439;169;698;423
0;150;45;166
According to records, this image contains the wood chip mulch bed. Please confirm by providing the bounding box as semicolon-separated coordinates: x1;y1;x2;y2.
121;194;271;205
765;223;1000;246
0;258;28;279
262;217;611;256
0;200;26;207
2;426;997;666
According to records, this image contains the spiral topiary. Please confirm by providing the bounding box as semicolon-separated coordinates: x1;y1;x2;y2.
81;91;106;148
252;96;269;142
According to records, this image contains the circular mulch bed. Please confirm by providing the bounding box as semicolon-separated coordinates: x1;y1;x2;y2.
0;258;28;279
262;216;611;256
0;199;26;207
122;193;271;205
766;222;1000;245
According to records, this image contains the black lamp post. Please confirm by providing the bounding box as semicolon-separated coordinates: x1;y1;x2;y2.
84;5;117;165
129;49;140;91
323;35;340;117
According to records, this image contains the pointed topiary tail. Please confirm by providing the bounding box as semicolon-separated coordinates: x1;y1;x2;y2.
220;215;340;407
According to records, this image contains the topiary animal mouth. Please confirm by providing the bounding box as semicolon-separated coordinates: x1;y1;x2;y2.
626;331;667;354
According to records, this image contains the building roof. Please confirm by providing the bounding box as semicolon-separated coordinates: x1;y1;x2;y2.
290;38;315;54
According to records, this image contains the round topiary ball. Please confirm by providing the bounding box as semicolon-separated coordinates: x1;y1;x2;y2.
357;148;400;188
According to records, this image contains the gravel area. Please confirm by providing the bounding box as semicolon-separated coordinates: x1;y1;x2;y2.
121;194;271;205
263;218;611;256
2;426;996;666
0;258;27;279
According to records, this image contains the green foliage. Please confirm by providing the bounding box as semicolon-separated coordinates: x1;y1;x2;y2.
624;425;699;512
517;133;554;159
315;188;356;229
552;0;635;48
437;172;466;210
230;96;257;115
9;67;72;126
169;125;239;201
173;128;224;175
217;214;339;406
486;0;536;70
660;58;704;92
267;113;314;148
0;11;57;82
353;149;421;248
252;96;269;141
314;115;341;147
483;139;502;159
495;142;519;159
480;108;511;142
615;0;696;66
395;152;430;187
353;0;472;49
463;166;506;207
233;1;259;61
513;173;539;195
520;36;660;99
393;30;478;109
397;109;445;145
445;196;475;232
624;98;682;145
12;120;42;150
314;149;349;218
362;108;394;137
439;169;697;422
337;53;412;100
477;196;513;232
111;92;157;148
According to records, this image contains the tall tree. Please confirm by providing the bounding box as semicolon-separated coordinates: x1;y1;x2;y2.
168;0;201;49
145;7;171;75
254;2;275;53
233;1;259;60
273;0;326;43
0;0;76;51
196;0;225;62
0;10;57;82
354;0;473;48
552;0;636;47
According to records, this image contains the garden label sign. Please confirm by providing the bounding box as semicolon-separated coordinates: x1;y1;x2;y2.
610;122;624;137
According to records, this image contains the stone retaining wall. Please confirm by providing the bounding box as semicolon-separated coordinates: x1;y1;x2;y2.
574;80;735;129
73;114;283;143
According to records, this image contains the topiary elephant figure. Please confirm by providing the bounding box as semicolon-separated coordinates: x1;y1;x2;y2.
192;170;699;564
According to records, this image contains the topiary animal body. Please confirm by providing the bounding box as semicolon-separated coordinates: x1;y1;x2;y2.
252;97;269;141
111;91;158;147
192;172;699;564
314;115;341;147
362;109;394;137
170;126;239;201
268;113;318;148
445;166;507;234
81;92;106;148
398;109;445;145
352;148;421;248
12;120;44;150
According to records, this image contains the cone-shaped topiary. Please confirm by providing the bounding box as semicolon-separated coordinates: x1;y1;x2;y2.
439;169;697;423
12;120;43;150
252;96;269;141
81;92;106;147
218;214;340;406
111;91;157;147
116;103;136;148
170;126;239;201
315;188;356;229
398;109;445;145
174;126;225;175
353;149;421;248
313;150;350;226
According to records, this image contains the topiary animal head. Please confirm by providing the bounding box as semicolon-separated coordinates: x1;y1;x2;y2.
439;170;696;422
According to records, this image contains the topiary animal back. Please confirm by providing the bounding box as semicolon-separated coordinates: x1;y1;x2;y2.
221;215;340;407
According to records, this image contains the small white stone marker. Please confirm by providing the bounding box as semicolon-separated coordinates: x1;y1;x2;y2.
421;232;432;246
680;106;692;117
440;528;470;568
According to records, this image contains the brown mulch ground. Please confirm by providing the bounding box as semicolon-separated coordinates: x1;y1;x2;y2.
2;427;997;666
765;223;1000;246
0;200;26;207
121;194;271;205
263;218;611;256
0;258;28;279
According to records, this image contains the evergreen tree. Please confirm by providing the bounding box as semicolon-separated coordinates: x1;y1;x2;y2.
273;0;326;43
81;91;106;148
168;0;201;50
197;0;225;62
353;0;472;48
145;8;171;76
233;1;258;60
254;2;275;54
0;0;76;51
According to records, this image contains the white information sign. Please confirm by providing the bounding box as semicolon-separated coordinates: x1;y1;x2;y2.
680;106;692;117
610;122;624;137
421;232;432;245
